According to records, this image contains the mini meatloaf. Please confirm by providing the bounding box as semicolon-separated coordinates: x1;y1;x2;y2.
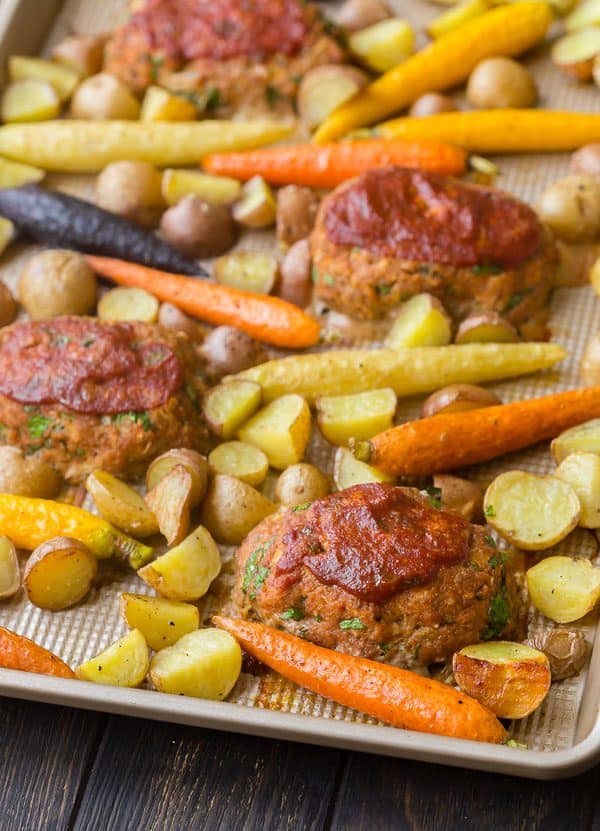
0;317;208;483
311;167;557;337
232;483;528;669
104;0;345;115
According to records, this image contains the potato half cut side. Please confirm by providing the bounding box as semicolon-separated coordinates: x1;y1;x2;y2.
145;449;208;508
384;293;451;349
150;628;241;699
484;471;581;550
162;169;241;206
86;470;159;537
238;394;311;469
97;286;159;323
333;447;395;490
317;387;397;446
208;441;269;487
8;56;80;101
555;452;600;528
452;641;551;719
213;251;278;295
23;537;97;611
551;418;600;463
76;629;149;687
232;176;276;228
527;555;600;623
120;593;199;651
202;380;262;440
348;18;415;73
0;536;20;599
145;464;193;545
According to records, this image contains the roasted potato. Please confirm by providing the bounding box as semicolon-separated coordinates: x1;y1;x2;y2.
0;281;16;329
333;447;394;490
527;556;600;623
202;380;262;439
0;157;44;189
232;176;276;228
0;536;20;600
316;387;397;446
551;28;600;81
201;326;268;380
570;143;600;177
555;452;600;528
565;0;600;31
149;628;241;699
70;72;141;119
238;394;311;469
120;593;199;651
159;195;237;258
51;34;106;77
275;463;331;508
0;446;61;498
213;251;278;294
0;220;15;261
276;186;320;246
348;18;414;72
580;331;600;384
201;474;276;545
384;293;451;349
76;629;149;687
454;313;519;344
145;464;193;545
466;57;537;109
208;441;269;487
551;419;600;463
452;641;551;719
140;86;197;122
97;286;159;323
96;161;165;228
297;64;369;130
527;628;589;681
409;93;458;117
23;537;98;611
428;0;488;40
86;470;159;537
335;0;391;31
433;474;483;523
590;259;600;298
1;79;60;123
8;55;79;102
157;302;200;339
537;175;600;242
484;471;581;550
421;384;501;418
279;238;312;308
162;169;241;206
138;525;221;602
19;249;97;319
145;448;208;508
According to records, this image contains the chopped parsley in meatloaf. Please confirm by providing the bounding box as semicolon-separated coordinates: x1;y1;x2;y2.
0;317;208;483
233;484;528;668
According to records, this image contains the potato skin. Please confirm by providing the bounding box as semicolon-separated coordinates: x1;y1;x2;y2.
433;474;483;523
71;72;140;119
23;536;98;611
158;302;201;339
279;238;312;308
201;325;267;380
527;628;589;681
0;446;61;498
0;282;17;328
96;161;165;228
409;93;458;117
570;144;600;177
159;195;237;258
466;57;537;109
335;0;391;31
201;474;276;545
421;384;501;418
275;463;331;508
276;186;320;246
537;175;600;242
19;250;97;319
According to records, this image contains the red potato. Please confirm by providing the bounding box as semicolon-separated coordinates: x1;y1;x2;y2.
23;537;98;611
278;239;312;308
421;384;501;418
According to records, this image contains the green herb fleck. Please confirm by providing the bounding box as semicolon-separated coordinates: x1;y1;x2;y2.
484;534;497;548
376;283;393;297
416;265;430;276
265;85;281;106
74;447;86;458
481;590;510;640
311;267;320;285
488;552;510;568
379;642;391;653
148;54;164;82
445;285;456;297
485;504;495;517
83;338;95;348
399;292;412;301
291;502;311;512
205;87;221;110
184;383;199;412
314;614;322;622
242;540;273;597
111;411;152;431
505;738;528;749
504;288;533;312
339;618;366;631
279;607;305;621
426;485;442;509
472;264;502;276
28;415;52;439
54;334;71;346
322;273;335;286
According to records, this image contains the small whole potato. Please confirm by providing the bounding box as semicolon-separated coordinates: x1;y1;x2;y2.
537;175;600;242
278;238;312;308
335;0;391;31
19;249;97;319
432;474;483;523
466;57;537;110
159;195;237;258
276;186;320;246
70;72;141;120
158;302;200;339
275;463;331;508
51;34;106;77
526;629;589;681
201;325;267;379
0;446;62;498
409;93;458;118
96;161;165;227
570;144;600;177
0;282;17;327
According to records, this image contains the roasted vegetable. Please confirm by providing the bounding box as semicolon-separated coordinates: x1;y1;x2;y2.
145;464;193;545
71;73;141;120
145;449;208;508
552;418;600;462
551;28;600;80
120;593;199;651
76;629;149;687
421;384;501;418
85;470;159;537
433;474;483;522
555;452;600;528
23;537;98;611
537;175;600;242
0;156;44;188
527;556;600;622
96;161;165;228
297;65;369;131
140;86;197;122
454;313;519;344
0;446;61;498
0;186;204;276
348;19;415;72
1;79;60;123
159;196;237;259
97;286;159;323
9;56;79;102
201;475;276;545
19;249;97;319
526;629;589;680
0;220;15;260
0;626;75;678
162;169;241;206
0;537;20;600
335;0;391;31
238;394;311;469
333;447;394;490
275;463;331;508
231;176;276;229
428;0;488;39
317;388;397;446
279;239;312;308
466;57;537;109
0;280;17;326
201;326;268;379
384;294;452;349
213;251;278;295
51;34;106;77
208;441;269;487
409;93;458;117
202;380;262;439
276;186;320;246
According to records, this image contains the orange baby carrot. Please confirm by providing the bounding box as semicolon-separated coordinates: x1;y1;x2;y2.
358;386;600;476
213;616;506;744
0;626;75;679
85;256;320;349
203;138;467;187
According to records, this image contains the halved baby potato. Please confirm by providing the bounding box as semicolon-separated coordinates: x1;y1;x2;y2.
275;463;331;508
162;169;241;206
201;474;276;545
202;380;262;440
238;394;311;469
297;64;369;131
208;441;269;487
120;593;199;651
8;55;80;101
232;176;276;228
454;313;519;345
384;293;452;349
348;18;414;72
86;470;159;537
420;384;501;418
452;641;551;719
97;286;159;323
0;156;45;188
138;525;221;601
551;419;600;463
23;537;97;611
145;448;209;508
316;387;397;446
145;464;193;545
433;474;483;522
551;27;600;81
333;447;394;490
0;536;20;600
76;629;149;688
140;86;198;122
213;251;278;295
555;452;600;528
149;628;241;699
527;555;600;622
0;218;15;258
1;79;60;123
566;0;600;31
427;0;488;39
484;471;581;550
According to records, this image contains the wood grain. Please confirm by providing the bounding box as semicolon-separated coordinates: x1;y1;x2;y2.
0;697;104;831
71;716;343;831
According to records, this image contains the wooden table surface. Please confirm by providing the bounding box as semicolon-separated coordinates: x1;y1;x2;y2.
1;698;598;830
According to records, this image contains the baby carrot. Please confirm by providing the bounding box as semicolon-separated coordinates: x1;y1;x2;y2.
85;256;321;349
0;626;75;679
203;138;468;187
213;616;506;743
358;386;600;476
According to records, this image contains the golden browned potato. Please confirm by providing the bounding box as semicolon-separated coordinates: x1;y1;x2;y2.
213;251;278;294
201;325;267;380
466;57;537;109
335;0;391;31
231;176;276;228
297;64;369;130
317;387;397;446
0;446;61;498
421;384;501;418
555;452;600;528
409;92;458;117
452;641;551;719
96;161;165;228
348;19;414;73
201;474;276;544
23;537;98;611
333;446;394;490
454;312;519;344
580;332;600;384
276;186;320;246
162;169;241;206
202;379;262;439
0;282;17;328
570;144;600;177
527;556;600;622
537;175;600;242
238;394;311;470
70;72;141;119
208;441;269;487
0;219;15;260
157;302;201;338
275;463;331;508
97;286;159;323
384;293;451;348
8;55;79;102
432;474;483;523
86;470;159;537
145;448;209;508
552;419;600;463
526;628;589;681
51;34;107;77
159;195;237;258
120;593;199;651
552;28;600;81
279;238;312;308
145;464;193;545
19;249;97;319
77;629;149;687
140;86;198;122
138;526;221;602
1;79;60;123
0;536;20;600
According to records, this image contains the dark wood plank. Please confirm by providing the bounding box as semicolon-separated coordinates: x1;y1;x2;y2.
0;697;105;831
72;716;343;831
330;753;600;831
